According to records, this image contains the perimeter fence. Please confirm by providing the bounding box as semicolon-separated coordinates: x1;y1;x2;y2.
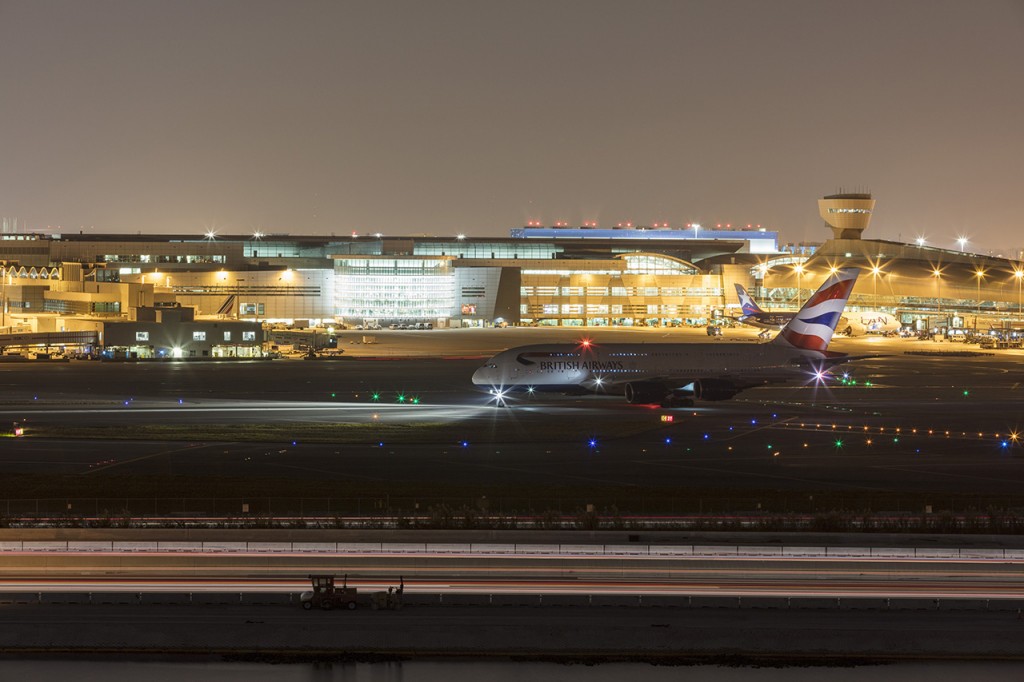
2;496;1024;532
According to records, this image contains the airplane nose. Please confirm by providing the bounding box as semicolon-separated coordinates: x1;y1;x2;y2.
471;366;489;385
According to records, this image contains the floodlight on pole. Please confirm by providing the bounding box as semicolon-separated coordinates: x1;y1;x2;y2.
794;263;805;308
974;268;985;327
871;263;883;307
1015;269;1024;323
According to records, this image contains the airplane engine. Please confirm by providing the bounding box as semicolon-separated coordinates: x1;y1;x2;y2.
624;381;669;405
691;379;741;401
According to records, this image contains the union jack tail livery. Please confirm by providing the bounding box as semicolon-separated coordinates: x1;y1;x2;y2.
734;283;764;317
771;268;860;354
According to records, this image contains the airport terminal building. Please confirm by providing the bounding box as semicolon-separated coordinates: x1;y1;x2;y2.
1;193;1022;345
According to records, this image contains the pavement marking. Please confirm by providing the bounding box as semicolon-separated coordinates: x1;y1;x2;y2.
82;443;223;475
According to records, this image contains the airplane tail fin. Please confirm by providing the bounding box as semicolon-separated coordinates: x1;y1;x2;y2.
734;283;764;316
771;268;860;354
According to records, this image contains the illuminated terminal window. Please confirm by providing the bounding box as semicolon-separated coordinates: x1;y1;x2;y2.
620;254;699;275
414;242;560;259
827;208;871;214
103;254;226;264
335;258;455;319
521;269;621;276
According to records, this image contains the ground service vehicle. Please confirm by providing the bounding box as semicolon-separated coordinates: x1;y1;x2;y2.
300;575;358;610
370;577;405;610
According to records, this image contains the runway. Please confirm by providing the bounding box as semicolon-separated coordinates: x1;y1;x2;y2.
1;332;1023;513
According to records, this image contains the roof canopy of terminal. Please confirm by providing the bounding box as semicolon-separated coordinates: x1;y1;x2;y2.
617;253;700;275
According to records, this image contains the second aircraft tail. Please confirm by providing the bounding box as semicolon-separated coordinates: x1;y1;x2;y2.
734;283;764;316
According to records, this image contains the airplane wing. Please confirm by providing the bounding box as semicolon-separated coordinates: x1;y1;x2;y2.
789;352;889;370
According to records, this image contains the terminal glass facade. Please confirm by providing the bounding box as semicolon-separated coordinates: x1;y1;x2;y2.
335;257;456;322
621;254;700;275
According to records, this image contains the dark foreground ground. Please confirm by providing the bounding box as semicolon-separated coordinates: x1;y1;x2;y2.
3;600;1024;663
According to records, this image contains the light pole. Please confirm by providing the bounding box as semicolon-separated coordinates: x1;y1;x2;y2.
794;264;804;309
974;268;985;329
0;265;7;331
871;264;883;308
933;268;942;316
957;236;967;252
581;274;589;327
1015;269;1023;324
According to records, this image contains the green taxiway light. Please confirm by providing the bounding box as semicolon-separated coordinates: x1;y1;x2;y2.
397;394;406;403
834;439;844;448
371;392;381;401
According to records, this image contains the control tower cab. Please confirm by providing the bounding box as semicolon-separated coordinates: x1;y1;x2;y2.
818;192;875;240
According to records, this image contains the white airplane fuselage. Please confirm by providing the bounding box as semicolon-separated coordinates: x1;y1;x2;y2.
471;342;823;401
842;311;900;336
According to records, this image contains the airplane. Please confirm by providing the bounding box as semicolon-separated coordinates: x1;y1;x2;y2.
734;283;898;337
472;268;861;406
839;310;901;336
733;283;795;332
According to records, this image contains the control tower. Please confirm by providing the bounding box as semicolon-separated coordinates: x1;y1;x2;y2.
818;192;875;240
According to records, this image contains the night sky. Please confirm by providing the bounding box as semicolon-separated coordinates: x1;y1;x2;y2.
1;0;1022;252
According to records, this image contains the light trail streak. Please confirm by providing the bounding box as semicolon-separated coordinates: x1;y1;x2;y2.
0;401;486;417
0;576;1022;600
